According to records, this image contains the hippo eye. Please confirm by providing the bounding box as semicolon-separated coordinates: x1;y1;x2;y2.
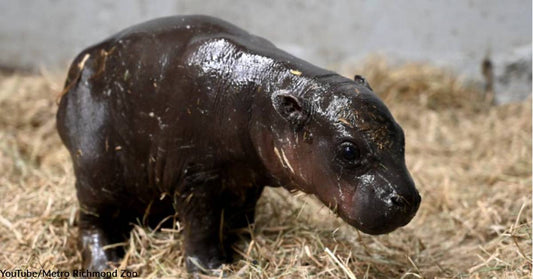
338;141;360;163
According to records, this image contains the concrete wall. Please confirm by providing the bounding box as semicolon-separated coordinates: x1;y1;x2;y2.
1;0;531;103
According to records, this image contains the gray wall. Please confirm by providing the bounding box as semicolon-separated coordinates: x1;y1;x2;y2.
1;0;531;103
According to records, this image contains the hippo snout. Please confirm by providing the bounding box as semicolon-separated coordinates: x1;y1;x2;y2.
340;173;421;235
389;189;421;226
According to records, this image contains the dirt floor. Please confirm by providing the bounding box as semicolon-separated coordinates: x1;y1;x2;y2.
0;59;531;278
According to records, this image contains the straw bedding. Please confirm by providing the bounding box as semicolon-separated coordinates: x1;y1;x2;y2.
0;59;530;278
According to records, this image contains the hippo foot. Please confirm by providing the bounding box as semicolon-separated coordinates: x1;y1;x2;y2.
185;248;228;275
79;229;121;279
77;210;131;278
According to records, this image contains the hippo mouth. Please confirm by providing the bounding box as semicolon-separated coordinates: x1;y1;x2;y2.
350;201;419;235
336;183;421;235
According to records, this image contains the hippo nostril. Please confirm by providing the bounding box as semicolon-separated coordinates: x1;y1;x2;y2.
390;193;409;209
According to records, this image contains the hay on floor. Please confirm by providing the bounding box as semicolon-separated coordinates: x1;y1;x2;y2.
0;59;530;278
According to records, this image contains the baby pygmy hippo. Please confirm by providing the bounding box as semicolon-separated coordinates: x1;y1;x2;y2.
57;15;421;273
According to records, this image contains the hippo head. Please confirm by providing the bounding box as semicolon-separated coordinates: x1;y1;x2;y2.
256;74;420;235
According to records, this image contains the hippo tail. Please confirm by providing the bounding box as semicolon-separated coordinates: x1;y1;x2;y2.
56;51;89;105
57;41;114;105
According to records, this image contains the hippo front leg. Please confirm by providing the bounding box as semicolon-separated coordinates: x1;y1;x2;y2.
178;177;228;273
224;185;264;231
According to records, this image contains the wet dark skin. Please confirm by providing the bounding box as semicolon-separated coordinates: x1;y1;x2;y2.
57;15;421;274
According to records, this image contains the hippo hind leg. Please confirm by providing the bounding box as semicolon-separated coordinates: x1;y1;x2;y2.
74;158;133;272
57;79;133;272
78;207;131;272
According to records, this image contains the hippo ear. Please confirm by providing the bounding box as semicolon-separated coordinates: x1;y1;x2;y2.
272;91;310;127
354;75;373;91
